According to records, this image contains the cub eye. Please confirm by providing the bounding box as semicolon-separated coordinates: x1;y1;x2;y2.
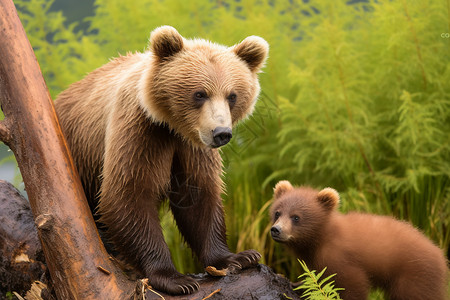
193;91;208;102
292;215;300;223
274;211;281;220
227;93;237;106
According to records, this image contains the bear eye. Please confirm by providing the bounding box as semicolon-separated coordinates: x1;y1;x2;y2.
227;93;237;107
274;211;281;220
292;215;300;223
193;91;208;102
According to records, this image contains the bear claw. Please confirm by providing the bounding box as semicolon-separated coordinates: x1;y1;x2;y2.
227;249;261;272
178;283;199;295
148;271;199;295
178;285;186;294
229;262;242;270
252;252;262;261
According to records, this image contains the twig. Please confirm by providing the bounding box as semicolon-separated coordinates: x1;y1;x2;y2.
12;292;25;300
97;265;111;275
202;289;221;299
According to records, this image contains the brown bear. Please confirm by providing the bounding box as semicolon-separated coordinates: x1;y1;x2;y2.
54;26;268;295
270;181;448;300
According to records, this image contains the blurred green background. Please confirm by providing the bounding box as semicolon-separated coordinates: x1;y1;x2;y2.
2;0;449;298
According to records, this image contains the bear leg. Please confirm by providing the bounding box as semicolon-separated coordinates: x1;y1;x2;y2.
98;122;200;295
327;264;370;300
99;193;200;294
169;148;261;272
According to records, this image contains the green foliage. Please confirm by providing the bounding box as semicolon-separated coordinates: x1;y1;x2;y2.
273;0;450;253
10;0;450;287
295;260;343;300
15;0;104;99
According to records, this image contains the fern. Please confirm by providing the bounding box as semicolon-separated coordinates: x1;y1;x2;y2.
295;260;343;300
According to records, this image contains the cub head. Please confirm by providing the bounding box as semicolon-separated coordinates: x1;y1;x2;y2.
142;25;269;148
269;180;340;247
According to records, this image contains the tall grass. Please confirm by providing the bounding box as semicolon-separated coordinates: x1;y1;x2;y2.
272;0;450;248
10;0;450;296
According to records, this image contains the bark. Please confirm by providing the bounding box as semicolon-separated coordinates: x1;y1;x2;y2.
0;1;133;299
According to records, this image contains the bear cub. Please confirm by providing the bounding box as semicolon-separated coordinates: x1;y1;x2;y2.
270;180;448;300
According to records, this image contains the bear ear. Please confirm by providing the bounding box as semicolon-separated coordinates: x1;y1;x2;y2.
150;26;184;60
233;36;269;73
317;187;340;210
274;180;294;199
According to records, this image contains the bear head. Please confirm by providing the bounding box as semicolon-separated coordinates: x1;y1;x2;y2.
270;180;340;247
141;26;269;148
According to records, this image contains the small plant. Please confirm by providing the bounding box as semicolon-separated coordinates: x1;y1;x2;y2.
295;260;344;300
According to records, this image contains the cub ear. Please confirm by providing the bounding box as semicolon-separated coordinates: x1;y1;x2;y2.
274;180;294;199
150;26;184;60
317;188;340;210
233;36;269;73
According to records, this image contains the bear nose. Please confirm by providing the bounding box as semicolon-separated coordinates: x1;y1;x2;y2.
212;127;232;147
271;225;281;237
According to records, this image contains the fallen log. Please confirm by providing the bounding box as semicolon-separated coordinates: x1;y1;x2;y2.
0;180;46;297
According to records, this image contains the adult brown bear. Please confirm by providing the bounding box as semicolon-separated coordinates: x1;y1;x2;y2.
55;26;268;295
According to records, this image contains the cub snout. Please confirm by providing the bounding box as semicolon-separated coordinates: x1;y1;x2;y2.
270;224;281;238
270;223;291;243
270;225;286;243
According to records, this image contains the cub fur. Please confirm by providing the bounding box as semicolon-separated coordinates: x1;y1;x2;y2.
270;180;448;300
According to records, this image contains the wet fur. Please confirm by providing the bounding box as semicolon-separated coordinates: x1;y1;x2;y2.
270;182;448;300
55;26;268;295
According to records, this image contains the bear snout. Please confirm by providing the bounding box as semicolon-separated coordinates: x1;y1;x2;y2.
212;127;232;147
271;225;282;240
271;223;292;242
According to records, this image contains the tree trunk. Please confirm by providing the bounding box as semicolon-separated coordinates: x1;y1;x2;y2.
0;0;134;299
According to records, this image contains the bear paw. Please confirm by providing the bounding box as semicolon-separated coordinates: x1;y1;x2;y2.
212;249;261;274
228;249;261;271
148;270;200;295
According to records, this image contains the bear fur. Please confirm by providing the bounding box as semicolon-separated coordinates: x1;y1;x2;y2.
270;181;448;300
54;26;268;295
